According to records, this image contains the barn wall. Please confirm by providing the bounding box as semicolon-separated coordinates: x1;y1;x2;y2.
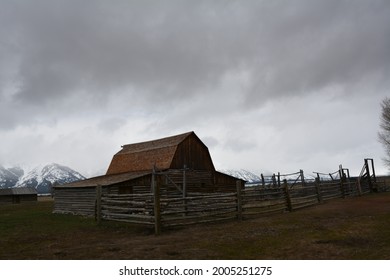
160;169;238;193
0;194;37;205
53;170;241;217
106;175;153;195
214;173;243;191
53;187;105;216
105;170;239;196
19;194;37;203
171;135;215;171
0;195;13;205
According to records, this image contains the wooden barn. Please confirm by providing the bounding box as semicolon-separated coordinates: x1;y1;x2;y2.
53;131;244;216
0;187;38;205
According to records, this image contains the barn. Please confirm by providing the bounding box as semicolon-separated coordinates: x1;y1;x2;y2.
0;187;38;205
53;131;244;216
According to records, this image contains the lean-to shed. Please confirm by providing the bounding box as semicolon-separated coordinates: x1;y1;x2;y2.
0;187;38;204
53;131;244;216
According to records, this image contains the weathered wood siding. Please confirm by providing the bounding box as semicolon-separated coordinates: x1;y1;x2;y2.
171;134;215;171
53;170;240;216
0;194;37;205
107;170;239;195
17;194;37;203
0;195;13;204
159;170;239;193
53;187;101;216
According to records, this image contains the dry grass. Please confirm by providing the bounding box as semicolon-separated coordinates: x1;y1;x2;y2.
1;193;390;259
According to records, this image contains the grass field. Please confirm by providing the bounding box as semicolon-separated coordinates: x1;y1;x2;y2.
1;193;390;259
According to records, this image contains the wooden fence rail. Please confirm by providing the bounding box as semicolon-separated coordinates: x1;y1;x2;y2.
95;174;385;235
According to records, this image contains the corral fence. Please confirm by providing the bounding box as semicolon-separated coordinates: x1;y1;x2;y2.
95;159;387;235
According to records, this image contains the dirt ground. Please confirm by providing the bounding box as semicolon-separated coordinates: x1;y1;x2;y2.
2;193;390;259
91;193;390;260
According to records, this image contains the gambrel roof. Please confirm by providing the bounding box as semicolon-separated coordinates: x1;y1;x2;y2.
106;131;215;175
55;131;244;190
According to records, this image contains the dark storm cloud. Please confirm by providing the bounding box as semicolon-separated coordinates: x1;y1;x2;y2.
1;0;390;130
1;0;236;104
244;1;390;102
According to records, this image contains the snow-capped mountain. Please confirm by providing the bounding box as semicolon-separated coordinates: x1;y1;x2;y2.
0;163;85;194
219;169;262;184
0;166;24;188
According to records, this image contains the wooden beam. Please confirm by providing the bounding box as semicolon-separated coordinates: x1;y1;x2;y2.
153;171;161;235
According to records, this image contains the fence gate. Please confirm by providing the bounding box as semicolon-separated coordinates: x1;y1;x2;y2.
357;158;377;194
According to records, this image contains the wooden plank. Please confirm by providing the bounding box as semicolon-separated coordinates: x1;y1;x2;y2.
242;189;283;197
103;217;154;225
161;205;237;215
162;208;237;221
236;181;242;220
104;193;153;198
153;172;161;235
242;205;287;216
95;185;102;224
283;179;292;212
102;212;155;221
101;199;147;206
160;192;236;203
163;216;235;227
102;205;151;213
291;194;319;202
242;199;286;209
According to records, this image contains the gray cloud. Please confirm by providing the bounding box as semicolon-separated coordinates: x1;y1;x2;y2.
2;1;389;109
97;117;127;133
1;0;389;175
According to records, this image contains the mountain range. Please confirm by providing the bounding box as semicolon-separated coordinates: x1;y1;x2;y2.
0;163;85;194
0;163;261;194
219;169;261;184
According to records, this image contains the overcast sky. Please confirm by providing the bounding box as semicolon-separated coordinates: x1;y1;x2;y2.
1;0;390;178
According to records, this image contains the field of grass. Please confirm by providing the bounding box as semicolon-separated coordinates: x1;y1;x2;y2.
1;193;390;259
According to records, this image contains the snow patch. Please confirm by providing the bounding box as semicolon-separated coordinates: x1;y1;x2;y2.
0;163;85;193
219;169;261;183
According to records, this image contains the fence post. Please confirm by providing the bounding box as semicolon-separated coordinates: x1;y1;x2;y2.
339;165;346;198
283;179;293;212
356;178;363;196
345;168;352;196
183;164;187;216
95;185;102;225
236;180;243;221
370;159;377;185
364;159;374;193
366;158;378;192
300;169;305;187
315;176;323;203
261;174;265;188
152;171;161;235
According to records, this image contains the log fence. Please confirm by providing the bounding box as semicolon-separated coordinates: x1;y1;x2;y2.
94;160;387;235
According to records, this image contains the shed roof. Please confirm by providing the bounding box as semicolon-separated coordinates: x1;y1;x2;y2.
0;187;38;196
54;171;151;188
106;131;198;175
